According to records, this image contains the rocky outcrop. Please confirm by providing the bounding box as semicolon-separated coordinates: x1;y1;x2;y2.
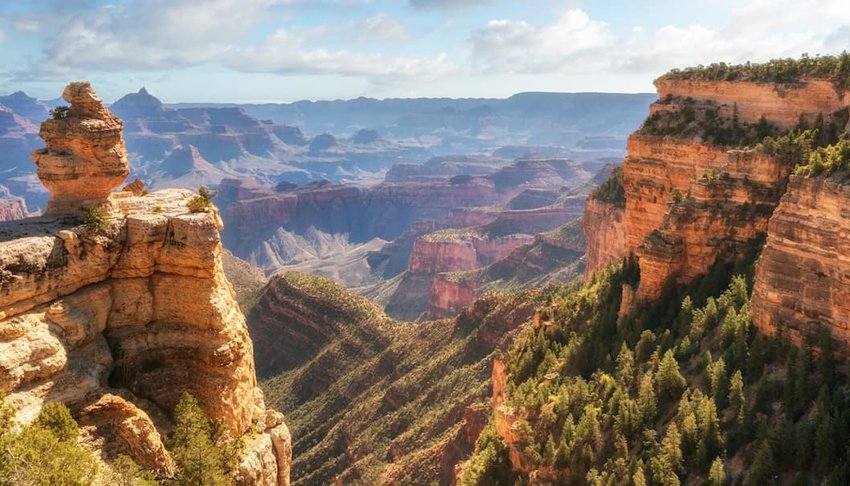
616;75;850;302
751;175;850;348
655;77;848;129
30;82;130;214
0;83;289;483
582;197;625;277
425;274;480;319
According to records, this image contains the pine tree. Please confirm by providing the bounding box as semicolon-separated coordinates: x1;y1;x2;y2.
657;350;686;400
169;392;229;486
728;370;745;425
746;440;775;486
708;457;726;486
638;372;657;426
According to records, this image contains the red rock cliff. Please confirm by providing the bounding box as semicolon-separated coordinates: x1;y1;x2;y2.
751;175;850;348
582;197;625;277
619;78;849;302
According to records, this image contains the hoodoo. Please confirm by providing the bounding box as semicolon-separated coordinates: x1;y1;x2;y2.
30;82;130;214
0;82;290;484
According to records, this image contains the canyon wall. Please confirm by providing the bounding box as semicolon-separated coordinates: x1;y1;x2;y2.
0;83;289;484
750;175;850;348
617;78;850;302
655;77;848;129
582;197;625;277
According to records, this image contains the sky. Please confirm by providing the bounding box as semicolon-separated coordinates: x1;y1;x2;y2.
0;0;848;103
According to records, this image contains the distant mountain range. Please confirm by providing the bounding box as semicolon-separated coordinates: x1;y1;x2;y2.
0;87;653;215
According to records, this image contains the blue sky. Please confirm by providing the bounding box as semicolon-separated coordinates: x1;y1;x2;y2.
0;0;848;103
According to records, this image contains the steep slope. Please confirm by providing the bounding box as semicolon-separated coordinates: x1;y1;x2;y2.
0;82;290;484
461;54;850;486
252;272;536;485
423;221;586;319
751;150;850;349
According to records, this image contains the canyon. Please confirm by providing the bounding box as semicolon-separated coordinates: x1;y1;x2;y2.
474;60;850;483
0;83;290;484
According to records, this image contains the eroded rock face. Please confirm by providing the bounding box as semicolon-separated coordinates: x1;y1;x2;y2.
1;83;290;484
0;185;28;221
31;82;130;214
751;175;850;348
655;78;848;129
582;197;625;277
616;78;849;303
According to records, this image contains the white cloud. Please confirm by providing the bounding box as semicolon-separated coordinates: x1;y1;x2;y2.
469;9;614;74
35;0;282;75
353;13;408;42
22;0;439;83
227;28;453;78
409;0;497;10
468;1;850;79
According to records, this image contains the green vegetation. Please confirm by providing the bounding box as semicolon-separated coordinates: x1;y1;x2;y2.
794;138;850;177
0;396;99;486
590;166;625;208
0;390;249;486
464;258;850;484
187;186;216;213
639;97;779;147
168;393;243;486
83;206;110;236
258;271;537;485
50;105;70;120
421;227;485;242
659;52;850;91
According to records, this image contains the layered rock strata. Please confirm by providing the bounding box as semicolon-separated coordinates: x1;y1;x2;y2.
582;197;625;277
30;83;130;214
750;175;850;348
620;78;850;302
0;83;290;484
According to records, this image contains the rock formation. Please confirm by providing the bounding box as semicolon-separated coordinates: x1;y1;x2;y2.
582;196;625;277
750;175;850;348
612;77;849;303
31;82;130;214
0;185;28;221
0;82;290;483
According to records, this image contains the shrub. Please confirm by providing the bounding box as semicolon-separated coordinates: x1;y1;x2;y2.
34;402;79;443
82;207;110;236
590;166;626;208
659;52;850;91
50;106;70;120
0;395;99;486
168;392;241;486
187;186;216;213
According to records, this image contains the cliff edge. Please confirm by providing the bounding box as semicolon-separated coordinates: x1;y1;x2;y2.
0;82;290;484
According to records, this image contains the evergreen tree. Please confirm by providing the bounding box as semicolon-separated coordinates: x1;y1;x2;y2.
728;370;745;426
708;457;726;486
746;441;775;486
169;393;229;486
657;350;686;400
638;372;657;426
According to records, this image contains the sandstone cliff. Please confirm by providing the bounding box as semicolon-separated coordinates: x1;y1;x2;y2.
611;77;850;303
0;82;290;484
582;197;625;277
750;174;850;347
